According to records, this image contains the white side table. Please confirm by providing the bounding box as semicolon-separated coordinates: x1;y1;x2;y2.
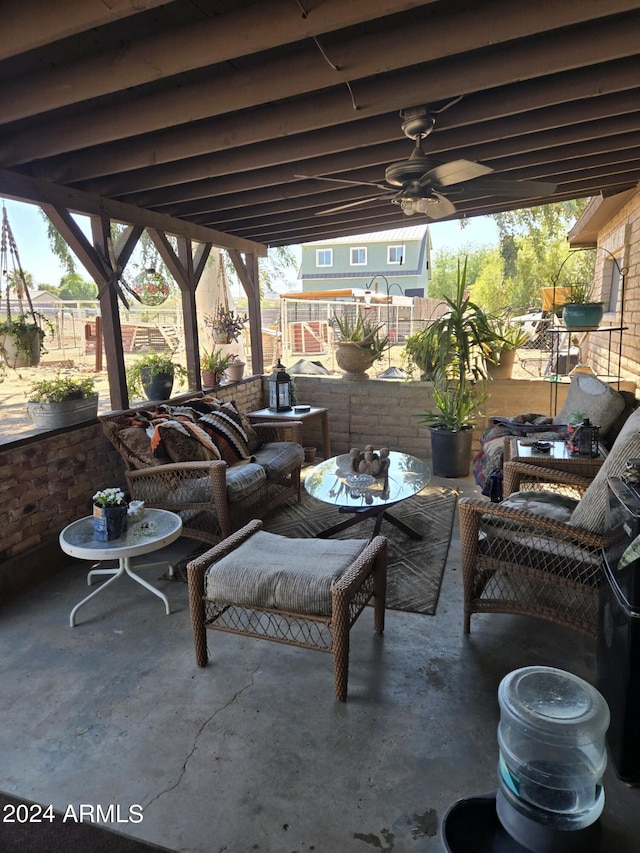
60;508;182;627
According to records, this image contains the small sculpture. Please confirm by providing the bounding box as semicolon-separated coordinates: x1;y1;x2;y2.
349;445;390;478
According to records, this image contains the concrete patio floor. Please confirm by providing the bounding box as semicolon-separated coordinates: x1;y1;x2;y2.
1;474;638;853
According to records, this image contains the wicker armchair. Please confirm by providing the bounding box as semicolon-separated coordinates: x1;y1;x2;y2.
460;407;640;638
101;398;304;546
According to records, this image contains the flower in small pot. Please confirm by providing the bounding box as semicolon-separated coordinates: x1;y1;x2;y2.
27;374;98;429
92;487;128;541
126;349;189;401
204;308;248;344
200;347;231;387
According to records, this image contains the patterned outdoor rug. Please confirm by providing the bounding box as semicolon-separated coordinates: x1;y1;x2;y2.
260;484;458;615
167;485;458;616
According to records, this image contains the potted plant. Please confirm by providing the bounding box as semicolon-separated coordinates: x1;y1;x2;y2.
126;350;189;401
415;370;487;477
92;487;128;541
331;311;389;379
486;313;531;379
223;353;246;383
27;374;98;429
200;347;231;387
204;308;248;344
403;258;497;381
0;314;48;369
562;280;603;330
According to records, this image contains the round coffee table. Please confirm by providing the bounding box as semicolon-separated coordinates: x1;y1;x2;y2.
304;451;431;539
60;508;183;626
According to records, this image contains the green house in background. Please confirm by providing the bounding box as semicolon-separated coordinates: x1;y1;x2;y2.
299;226;432;297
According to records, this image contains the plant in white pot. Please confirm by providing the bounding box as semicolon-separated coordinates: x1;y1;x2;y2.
223;353;246;383
27;374;98;429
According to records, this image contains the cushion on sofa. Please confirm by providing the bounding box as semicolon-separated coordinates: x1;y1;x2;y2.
252;441;305;480
198;409;252;464
204;530;368;616
224;462;267;502
151;419;221;463
553;374;625;436
569;407;640;533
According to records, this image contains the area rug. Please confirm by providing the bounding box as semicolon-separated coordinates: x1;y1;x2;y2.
166;485;458;616
260;484;458;615
0;792;175;853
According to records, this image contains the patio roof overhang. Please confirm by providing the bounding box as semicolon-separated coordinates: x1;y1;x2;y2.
0;0;639;250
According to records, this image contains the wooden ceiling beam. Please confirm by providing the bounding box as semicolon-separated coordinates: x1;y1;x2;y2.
0;0;435;121
2;8;638;167
0;168;267;257
0;0;173;60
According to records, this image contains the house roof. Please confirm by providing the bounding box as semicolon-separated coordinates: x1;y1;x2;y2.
306;226;429;245
1;1;639;250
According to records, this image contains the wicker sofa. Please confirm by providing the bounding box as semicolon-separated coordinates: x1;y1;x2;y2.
101;392;304;545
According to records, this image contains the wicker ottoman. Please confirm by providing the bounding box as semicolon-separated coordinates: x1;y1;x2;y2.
187;519;387;700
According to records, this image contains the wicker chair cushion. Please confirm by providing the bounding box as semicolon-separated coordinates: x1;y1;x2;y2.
569;407;640;533
171;463;266;505
198;409;252;464
484;490;578;524
553;374;625;436
252;441;305;480
204;530;368;616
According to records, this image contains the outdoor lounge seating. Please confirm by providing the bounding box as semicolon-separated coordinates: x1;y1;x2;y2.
100;393;305;545
472;373;633;491
187;519;388;700
459;406;640;638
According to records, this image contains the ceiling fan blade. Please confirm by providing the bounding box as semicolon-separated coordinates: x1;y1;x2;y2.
459;177;558;198
315;194;392;216
420;159;494;188
425;191;457;219
295;174;390;192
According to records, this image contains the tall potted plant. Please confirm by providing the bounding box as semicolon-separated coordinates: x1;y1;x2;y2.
411;258;492;477
486;313;530;379
331;311;389;379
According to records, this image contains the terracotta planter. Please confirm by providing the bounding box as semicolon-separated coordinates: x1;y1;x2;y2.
335;342;377;379
487;349;517;380
201;370;220;388
224;361;245;383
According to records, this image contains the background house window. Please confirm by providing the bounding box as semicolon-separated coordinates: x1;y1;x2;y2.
316;248;332;267
605;256;623;313
350;247;367;265
388;245;405;264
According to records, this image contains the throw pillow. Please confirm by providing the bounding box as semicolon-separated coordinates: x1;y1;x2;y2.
569;407;640;533
553;374;625;437
222;400;262;453
151;419;221;464
199;409;252;465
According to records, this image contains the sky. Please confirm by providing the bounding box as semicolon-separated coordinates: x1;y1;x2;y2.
1;197;500;291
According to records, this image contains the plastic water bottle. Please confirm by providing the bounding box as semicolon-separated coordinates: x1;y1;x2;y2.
497;666;610;832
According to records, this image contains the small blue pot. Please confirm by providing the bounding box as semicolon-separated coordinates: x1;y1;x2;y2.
93;504;128;541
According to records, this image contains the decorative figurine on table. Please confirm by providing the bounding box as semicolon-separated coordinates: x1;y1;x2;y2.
349;446;390;477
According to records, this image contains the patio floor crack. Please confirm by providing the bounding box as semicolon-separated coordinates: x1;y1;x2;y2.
142;665;259;811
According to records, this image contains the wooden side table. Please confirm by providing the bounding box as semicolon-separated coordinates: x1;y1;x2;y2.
247;406;331;460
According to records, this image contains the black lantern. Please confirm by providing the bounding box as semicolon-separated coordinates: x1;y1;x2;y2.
268;360;292;412
578;418;600;458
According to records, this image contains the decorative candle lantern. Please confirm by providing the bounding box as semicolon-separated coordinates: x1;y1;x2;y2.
578;418;600;458
132;268;170;306
268;359;292;412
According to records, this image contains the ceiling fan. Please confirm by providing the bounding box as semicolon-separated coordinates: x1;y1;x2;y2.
301;106;557;219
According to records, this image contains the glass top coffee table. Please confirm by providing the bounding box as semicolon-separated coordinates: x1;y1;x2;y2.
304;451;431;539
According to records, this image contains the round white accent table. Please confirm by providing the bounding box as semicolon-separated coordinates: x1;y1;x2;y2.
60;508;182;627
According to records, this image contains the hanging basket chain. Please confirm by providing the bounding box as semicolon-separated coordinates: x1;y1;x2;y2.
1;204;39;326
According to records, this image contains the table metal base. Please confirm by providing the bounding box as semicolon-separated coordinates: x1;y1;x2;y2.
69;555;171;627
316;505;422;540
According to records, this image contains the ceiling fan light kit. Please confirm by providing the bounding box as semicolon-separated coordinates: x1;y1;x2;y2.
312;105;556;221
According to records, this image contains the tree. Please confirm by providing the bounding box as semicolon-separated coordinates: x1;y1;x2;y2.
223;245;298;297
58;273;98;300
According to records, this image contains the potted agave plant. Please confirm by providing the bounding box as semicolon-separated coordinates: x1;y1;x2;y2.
27;374;98;429
331;311;389;379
